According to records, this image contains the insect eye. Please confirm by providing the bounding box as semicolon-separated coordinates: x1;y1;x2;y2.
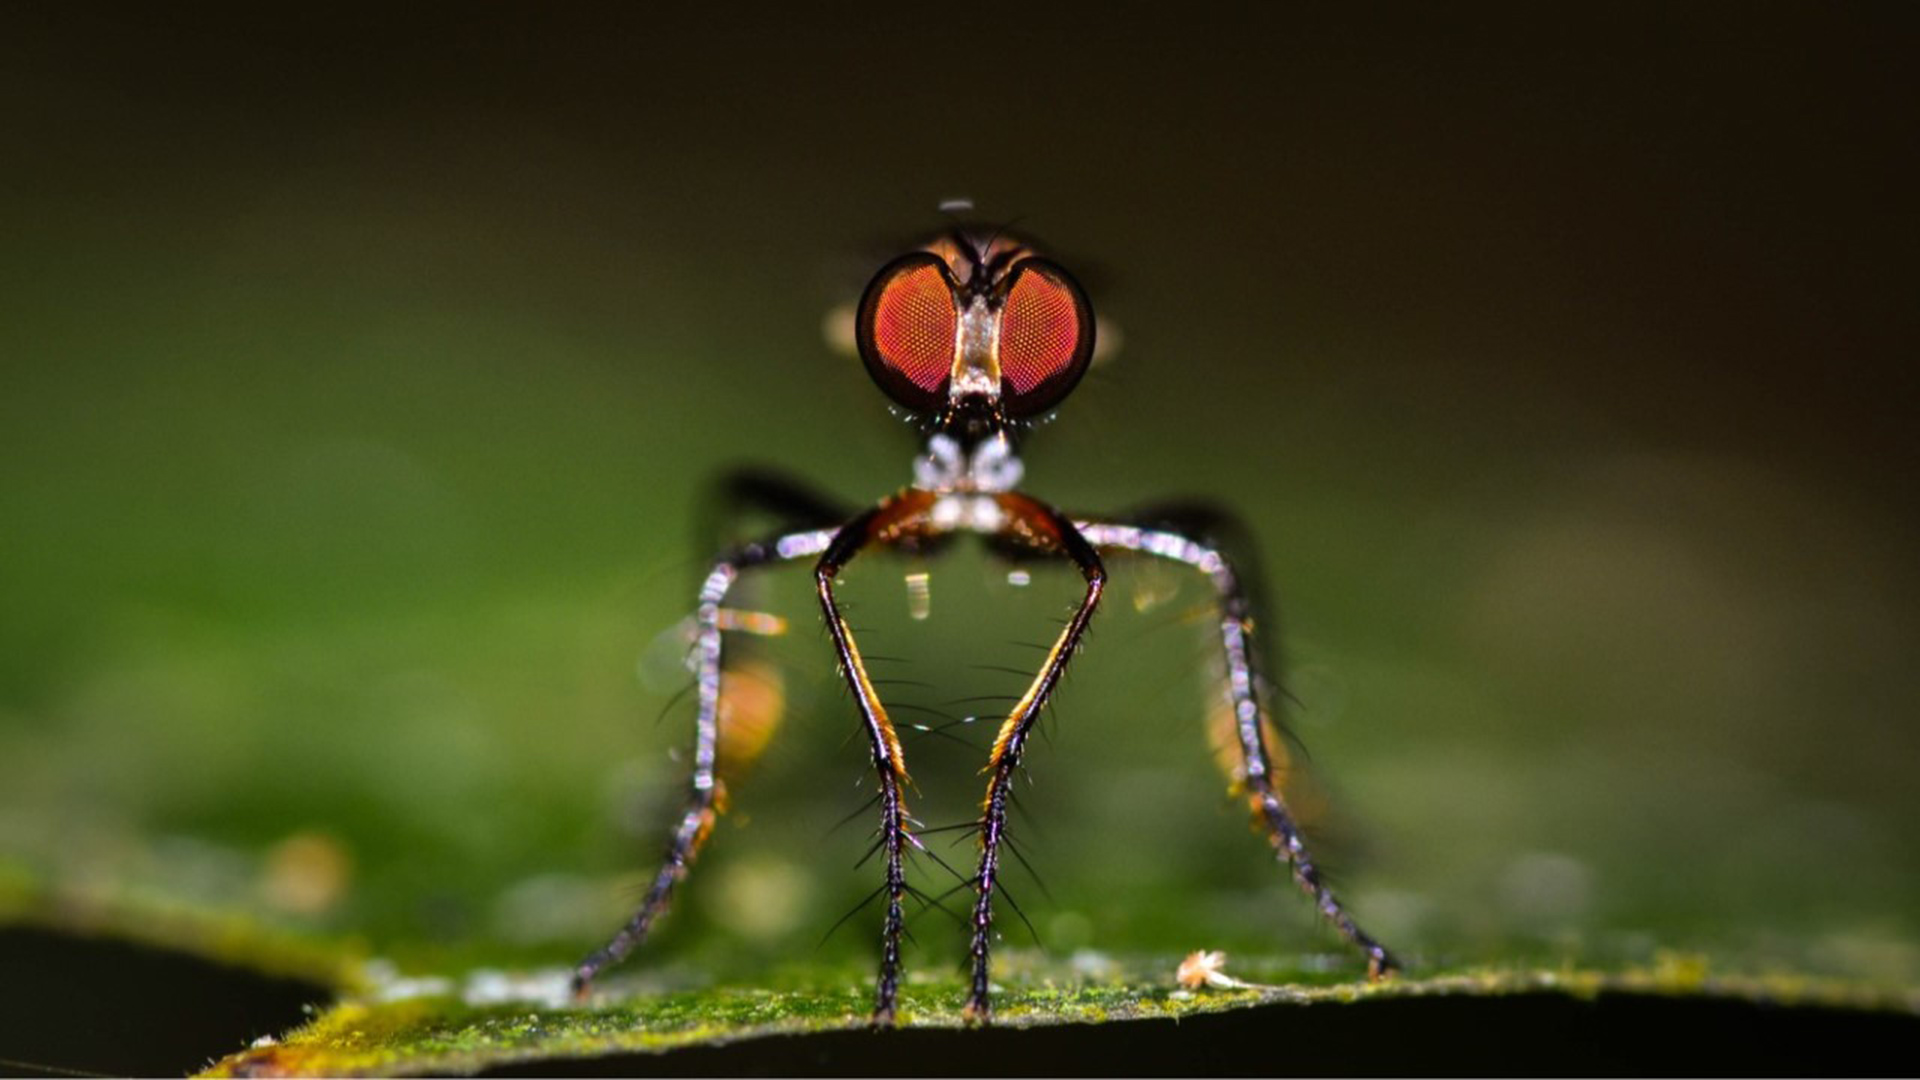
857;253;959;412
996;258;1093;417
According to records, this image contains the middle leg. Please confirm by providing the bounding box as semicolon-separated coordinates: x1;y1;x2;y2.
1077;513;1398;980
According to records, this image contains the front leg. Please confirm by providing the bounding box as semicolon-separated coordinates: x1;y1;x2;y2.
967;494;1106;1022
813;490;937;1026
1077;513;1398;980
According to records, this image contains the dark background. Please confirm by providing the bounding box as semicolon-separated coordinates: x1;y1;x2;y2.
3;1;1915;1015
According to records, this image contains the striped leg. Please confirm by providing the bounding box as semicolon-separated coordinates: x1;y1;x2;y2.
572;525;838;999
1077;515;1398;980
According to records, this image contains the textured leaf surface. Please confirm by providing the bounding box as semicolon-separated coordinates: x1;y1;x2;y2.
205;958;1919;1077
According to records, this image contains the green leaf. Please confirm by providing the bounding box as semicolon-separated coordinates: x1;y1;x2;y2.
203;953;1917;1076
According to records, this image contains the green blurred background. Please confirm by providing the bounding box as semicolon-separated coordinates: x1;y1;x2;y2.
3;7;1914;990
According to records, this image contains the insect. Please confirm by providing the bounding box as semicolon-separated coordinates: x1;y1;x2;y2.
571;222;1398;1024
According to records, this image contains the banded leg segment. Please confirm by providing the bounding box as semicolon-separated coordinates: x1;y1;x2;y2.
572;525;839;999
1077;517;1398;979
967;494;1107;1021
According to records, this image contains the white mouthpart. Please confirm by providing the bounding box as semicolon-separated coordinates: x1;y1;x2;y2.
913;432;1024;494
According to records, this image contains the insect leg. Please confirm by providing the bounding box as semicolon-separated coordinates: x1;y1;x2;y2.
1077;513;1399;979
966;494;1107;1022
696;467;856;637
571;525;840;1000
813;490;937;1026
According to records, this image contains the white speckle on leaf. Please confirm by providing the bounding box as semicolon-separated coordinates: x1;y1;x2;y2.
463;968;575;1010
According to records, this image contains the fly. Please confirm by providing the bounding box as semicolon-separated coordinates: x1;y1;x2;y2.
571;220;1399;1025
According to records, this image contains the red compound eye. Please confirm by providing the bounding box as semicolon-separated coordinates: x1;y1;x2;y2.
857;253;958;412
996;258;1093;416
